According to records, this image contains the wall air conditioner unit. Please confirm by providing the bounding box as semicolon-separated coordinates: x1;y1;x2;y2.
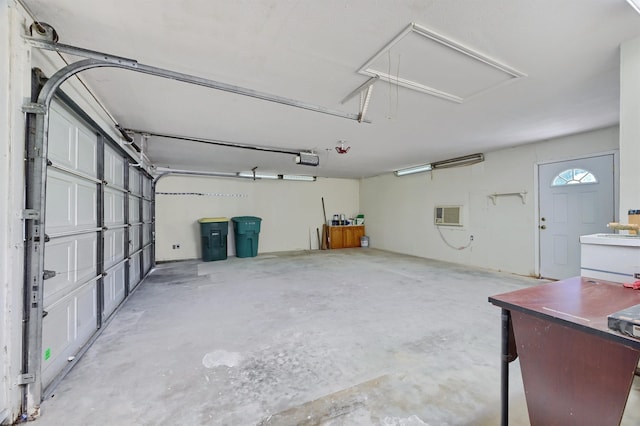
435;206;462;226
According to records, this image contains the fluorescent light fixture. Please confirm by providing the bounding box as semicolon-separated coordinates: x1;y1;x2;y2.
394;153;484;176
627;0;640;14
280;174;316;182
394;164;432;176
237;171;279;180
431;153;484;169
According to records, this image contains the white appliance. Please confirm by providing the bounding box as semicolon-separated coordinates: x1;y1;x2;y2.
580;234;640;283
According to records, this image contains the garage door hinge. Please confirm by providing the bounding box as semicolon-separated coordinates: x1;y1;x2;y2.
21;103;46;115
33;234;50;243
17;373;35;385
43;270;56;280
21;209;40;220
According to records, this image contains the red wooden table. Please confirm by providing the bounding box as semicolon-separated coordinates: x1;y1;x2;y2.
489;276;640;426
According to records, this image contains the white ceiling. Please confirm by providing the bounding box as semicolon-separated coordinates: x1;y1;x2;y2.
23;0;640;179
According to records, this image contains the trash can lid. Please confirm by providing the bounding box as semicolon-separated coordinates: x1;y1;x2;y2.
231;216;262;222
198;217;229;223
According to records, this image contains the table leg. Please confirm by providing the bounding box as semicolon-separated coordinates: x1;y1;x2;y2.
501;308;511;426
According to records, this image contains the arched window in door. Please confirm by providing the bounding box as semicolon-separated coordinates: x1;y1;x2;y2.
551;168;597;186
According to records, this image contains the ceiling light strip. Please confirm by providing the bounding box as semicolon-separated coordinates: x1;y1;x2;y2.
394;153;484;176
237;172;279;180
281;174;316;182
431;153;484;169
394;164;433;176
152;168;314;182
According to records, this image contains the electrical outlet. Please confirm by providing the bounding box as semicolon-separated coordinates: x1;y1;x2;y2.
470;235;474;241
172;244;181;249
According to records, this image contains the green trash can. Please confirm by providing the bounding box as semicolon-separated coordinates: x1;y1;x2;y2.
231;216;262;258
198;217;229;261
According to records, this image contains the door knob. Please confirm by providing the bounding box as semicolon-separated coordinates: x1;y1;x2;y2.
540;225;546;229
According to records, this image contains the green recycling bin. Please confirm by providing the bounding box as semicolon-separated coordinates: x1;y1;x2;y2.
231;216;262;258
198;217;229;261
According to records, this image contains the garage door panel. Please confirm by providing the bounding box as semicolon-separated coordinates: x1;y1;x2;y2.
143;224;151;246
49;104;97;176
103;263;126;319
48;111;74;168
142;200;151;222
44;233;96;306
41;301;72;388
46;169;97;234
129;170;141;195
104;228;126;269
76;181;97;228
43;238;74;306
130;225;141;251
74;284;97;350
143;178;152;198
45;172;73;233
104;189;125;226
129;253;141;289
143;246;152;274
104;146;125;188
129;196;140;223
76;233;98;285
76;128;97;177
41;281;98;389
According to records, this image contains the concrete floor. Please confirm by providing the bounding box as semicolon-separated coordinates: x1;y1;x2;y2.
32;249;640;425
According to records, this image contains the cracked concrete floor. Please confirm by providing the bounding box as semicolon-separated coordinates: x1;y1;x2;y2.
32;249;640;425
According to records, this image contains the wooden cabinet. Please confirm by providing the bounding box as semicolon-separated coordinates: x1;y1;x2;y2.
328;225;365;249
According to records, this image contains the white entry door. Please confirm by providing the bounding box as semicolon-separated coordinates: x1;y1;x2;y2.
538;155;614;280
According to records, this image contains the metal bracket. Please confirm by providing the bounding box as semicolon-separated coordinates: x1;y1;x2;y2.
29;39;369;123
43;270;56;280
24;37;138;67
21;103;47;115
21;209;40;220
489;191;527;205
17;373;35;385
34;234;50;243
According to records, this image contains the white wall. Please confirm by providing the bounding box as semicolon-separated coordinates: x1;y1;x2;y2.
1;1;31;422
361;127;619;277
620;35;640;217
155;175;360;261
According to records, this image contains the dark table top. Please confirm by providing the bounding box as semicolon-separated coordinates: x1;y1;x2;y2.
489;276;640;350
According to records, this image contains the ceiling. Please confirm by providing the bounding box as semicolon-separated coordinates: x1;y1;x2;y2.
22;0;640;179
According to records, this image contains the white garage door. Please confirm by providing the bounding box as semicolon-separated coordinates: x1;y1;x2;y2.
42;103;100;388
41;100;154;390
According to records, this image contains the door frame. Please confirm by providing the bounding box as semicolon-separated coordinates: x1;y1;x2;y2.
533;150;619;278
